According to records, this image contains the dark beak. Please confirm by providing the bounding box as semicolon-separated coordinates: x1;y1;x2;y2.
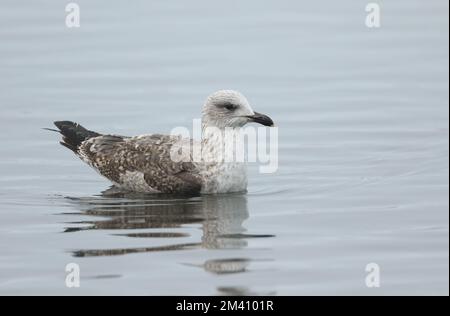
246;112;274;127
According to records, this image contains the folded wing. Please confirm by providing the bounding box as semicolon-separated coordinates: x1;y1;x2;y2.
79;134;202;194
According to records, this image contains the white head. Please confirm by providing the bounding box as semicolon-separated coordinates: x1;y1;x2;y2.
202;90;274;129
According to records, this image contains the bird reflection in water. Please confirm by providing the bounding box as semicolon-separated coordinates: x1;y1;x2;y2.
63;187;274;275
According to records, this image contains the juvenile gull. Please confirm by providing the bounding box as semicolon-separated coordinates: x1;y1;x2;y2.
52;90;274;194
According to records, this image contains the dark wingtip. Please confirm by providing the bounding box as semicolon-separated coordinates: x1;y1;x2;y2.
43;127;60;133
50;121;101;153
54;120;77;129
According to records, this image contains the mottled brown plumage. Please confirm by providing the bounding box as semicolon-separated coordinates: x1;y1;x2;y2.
79;133;202;194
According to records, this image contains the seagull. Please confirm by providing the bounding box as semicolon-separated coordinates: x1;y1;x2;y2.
51;90;274;194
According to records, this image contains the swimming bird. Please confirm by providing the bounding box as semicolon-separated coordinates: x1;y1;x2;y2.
51;90;274;194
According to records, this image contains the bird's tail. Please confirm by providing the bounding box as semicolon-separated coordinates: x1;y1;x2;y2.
49;121;101;153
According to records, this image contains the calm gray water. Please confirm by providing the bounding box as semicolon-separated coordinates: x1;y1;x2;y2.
0;0;448;295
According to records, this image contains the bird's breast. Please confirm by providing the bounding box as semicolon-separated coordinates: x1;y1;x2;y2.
200;162;247;194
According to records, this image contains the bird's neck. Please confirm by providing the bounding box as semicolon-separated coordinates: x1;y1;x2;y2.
200;125;244;164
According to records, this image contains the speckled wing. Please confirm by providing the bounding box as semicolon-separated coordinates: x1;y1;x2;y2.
78;134;202;194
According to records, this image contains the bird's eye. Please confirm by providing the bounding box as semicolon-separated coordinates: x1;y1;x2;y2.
216;102;237;111
220;103;236;111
